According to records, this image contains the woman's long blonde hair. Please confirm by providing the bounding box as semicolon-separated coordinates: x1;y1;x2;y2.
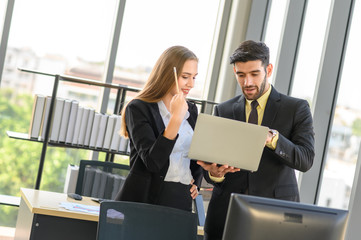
120;46;198;138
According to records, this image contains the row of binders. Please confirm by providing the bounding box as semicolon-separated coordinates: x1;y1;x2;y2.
29;94;129;153
81;166;126;200
63;164;126;200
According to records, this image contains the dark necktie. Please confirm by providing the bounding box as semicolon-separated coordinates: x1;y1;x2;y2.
248;100;259;125
245;100;259;194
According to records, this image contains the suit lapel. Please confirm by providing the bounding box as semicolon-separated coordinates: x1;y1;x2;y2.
261;87;281;127
233;96;246;122
186;102;197;129
187;114;196;129
149;103;165;135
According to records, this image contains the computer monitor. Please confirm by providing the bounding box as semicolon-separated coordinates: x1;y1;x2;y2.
222;193;349;240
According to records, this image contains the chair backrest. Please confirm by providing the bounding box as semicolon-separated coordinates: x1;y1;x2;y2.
75;160;130;200
97;201;198;240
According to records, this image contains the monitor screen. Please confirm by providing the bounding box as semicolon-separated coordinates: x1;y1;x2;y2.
222;193;349;240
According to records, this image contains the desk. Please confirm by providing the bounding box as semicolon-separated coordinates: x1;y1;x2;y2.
14;188;99;240
15;188;204;240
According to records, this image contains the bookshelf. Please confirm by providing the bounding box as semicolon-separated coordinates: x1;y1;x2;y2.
6;131;129;155
8;68;217;190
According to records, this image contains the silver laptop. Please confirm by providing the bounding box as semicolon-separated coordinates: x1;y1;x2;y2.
188;113;269;171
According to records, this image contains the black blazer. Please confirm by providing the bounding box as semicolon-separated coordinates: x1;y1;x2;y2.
204;87;315;239
115;99;203;204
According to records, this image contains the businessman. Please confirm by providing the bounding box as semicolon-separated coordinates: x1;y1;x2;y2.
197;40;315;240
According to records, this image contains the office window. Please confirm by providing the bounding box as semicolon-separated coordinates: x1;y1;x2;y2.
290;0;332;106
0;0;116;228
4;0;116;96
264;0;288;84
317;0;361;210
113;0;221;99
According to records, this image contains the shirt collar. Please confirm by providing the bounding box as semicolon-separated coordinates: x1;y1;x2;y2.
246;84;272;110
157;100;190;120
158;100;170;119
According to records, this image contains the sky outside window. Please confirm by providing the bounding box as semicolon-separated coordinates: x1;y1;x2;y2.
114;0;220;99
290;0;332;106
0;1;7;35
264;0;288;85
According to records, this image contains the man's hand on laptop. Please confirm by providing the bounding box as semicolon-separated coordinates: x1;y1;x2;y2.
197;161;240;178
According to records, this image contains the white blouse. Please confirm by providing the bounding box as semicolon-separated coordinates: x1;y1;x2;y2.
157;100;193;185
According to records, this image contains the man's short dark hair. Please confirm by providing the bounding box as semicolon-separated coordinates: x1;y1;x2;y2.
230;40;270;67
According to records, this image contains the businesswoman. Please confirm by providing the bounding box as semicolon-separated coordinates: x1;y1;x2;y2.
115;46;202;212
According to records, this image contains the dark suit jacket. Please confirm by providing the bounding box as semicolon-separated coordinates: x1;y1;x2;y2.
115;99;203;205
204;87;315;240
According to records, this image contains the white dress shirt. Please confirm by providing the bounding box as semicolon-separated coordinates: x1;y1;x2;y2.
157;100;193;185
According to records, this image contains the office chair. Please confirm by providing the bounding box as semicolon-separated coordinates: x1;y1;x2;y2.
75;160;130;200
96;201;198;240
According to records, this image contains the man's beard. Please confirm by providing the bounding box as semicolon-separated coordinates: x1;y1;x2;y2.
243;75;267;100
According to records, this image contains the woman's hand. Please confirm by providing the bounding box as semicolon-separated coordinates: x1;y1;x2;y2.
170;92;188;121
190;179;199;199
